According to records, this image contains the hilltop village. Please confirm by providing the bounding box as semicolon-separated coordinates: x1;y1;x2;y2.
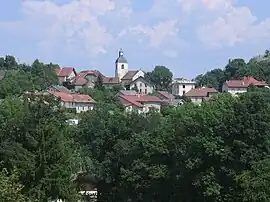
44;49;269;115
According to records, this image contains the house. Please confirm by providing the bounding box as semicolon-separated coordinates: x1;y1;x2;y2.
56;67;77;84
222;76;267;95
102;77;120;86
121;70;145;86
185;87;218;104
125;76;154;94
118;94;163;113
48;91;96;113
156;91;184;106
172;78;196;96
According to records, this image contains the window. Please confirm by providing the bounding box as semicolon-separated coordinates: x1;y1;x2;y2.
145;84;147;87
183;85;185;88
145;89;147;94
183;90;186;95
140;83;142;87
121;64;124;69
139;89;142;93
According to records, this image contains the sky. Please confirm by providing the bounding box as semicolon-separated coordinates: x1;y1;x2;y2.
0;0;270;79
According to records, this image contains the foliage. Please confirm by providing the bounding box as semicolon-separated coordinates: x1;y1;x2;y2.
145;65;173;90
95;74;104;90
195;50;270;91
0;57;58;99
0;96;79;201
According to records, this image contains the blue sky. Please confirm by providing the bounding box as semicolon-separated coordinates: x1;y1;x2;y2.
0;0;270;78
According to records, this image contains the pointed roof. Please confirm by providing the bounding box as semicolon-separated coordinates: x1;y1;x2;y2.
115;49;128;63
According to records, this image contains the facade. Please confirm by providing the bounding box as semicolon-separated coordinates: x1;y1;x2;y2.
48;91;96;113
121;70;145;86
185;87;218;104
222;76;267;95
56;67;77;84
172;78;196;96
118;94;163;113
126;76;154;94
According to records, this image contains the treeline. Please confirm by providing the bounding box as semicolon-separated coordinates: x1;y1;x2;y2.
0;55;58;99
195;50;270;91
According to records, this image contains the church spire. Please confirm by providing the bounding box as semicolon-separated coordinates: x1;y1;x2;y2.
119;48;124;57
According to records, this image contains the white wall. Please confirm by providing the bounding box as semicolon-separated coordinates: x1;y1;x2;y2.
172;82;195;96
222;84;247;95
130;80;154;94
132;70;145;81
115;62;129;80
61;102;94;113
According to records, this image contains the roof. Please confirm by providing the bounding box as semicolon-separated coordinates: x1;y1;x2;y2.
72;74;88;86
224;76;267;88
127;76;154;86
119;90;138;96
121;70;139;80
185;87;218;97
157;91;175;100
57;67;76;77
48;85;70;93
115;49;128;64
80;70;100;77
48;91;95;103
102;77;119;84
119;94;163;108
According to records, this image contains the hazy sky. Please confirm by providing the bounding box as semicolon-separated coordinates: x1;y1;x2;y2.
1;0;270;78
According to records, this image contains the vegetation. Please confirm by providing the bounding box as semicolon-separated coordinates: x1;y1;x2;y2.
0;52;269;201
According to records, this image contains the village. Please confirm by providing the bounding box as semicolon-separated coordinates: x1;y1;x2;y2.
44;49;269;116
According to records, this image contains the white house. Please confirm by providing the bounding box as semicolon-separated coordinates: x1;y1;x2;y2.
56;67;77;84
125;76;154;94
118;94;163;113
172;78;196;96
48;91;96;113
184;87;218;104
222;76;267;95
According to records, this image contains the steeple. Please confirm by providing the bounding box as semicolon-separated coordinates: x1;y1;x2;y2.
115;48;127;64
115;48;129;80
119;49;124;57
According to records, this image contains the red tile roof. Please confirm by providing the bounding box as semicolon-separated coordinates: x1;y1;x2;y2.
224;76;266;88
185;87;218;97
119;94;163;108
57;67;76;77
72;74;88;86
48;91;95;103
157;91;175;100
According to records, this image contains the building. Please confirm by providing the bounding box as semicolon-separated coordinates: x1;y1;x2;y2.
222;76;267;95
172;78;196;96
56;67;77;84
185;87;218;104
48;91;96;113
118;94;163;113
125;76;154;94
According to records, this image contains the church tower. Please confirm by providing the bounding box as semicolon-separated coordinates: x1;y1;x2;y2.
115;49;128;80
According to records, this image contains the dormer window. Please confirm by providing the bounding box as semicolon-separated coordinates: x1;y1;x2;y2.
121;64;124;69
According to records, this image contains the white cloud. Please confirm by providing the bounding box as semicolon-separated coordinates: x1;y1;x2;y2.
198;6;270;48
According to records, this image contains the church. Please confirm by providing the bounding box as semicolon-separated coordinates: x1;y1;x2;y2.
103;49;154;94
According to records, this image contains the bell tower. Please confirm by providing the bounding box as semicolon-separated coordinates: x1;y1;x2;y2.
115;49;128;80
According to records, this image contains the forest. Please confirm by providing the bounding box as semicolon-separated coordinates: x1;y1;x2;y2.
0;53;269;202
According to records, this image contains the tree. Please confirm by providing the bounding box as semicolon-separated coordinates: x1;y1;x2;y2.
0;168;34;202
146;65;173;90
0;97;79;201
95;74;104;90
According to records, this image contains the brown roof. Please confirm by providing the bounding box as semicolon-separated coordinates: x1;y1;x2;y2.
121;70;139;80
72;74;88;86
157;91;175;100
119;94;163;108
224;76;266;88
57;67;76;77
102;77;119;84
48;91;95;103
185;87;218;97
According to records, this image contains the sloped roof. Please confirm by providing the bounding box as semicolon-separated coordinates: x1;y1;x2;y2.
48;91;95;103
224;76;266;88
185;87;218;97
127;76;154;86
121;70;139;80
157;91;175;100
57;67;76;77
103;77;119;84
72;74;88;86
119;94;163;108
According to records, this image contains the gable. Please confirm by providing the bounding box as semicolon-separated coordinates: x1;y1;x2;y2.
128;76;153;87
